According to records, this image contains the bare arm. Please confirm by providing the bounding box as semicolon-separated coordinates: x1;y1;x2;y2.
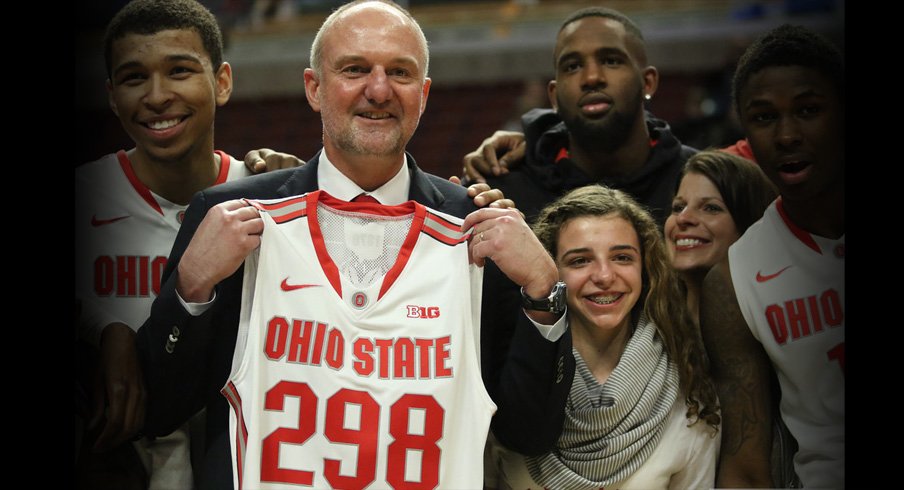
91;322;147;451
700;259;774;487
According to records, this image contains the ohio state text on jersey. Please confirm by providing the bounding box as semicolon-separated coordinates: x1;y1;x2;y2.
224;190;496;490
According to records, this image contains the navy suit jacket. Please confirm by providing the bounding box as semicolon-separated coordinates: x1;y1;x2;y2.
137;151;575;490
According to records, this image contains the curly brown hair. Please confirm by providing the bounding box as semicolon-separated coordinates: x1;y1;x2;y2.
533;185;720;430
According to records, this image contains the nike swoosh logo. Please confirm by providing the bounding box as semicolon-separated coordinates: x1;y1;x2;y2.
280;278;322;291
756;265;793;283
91;215;131;227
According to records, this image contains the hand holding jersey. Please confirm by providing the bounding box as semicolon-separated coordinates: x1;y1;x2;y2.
138;3;576;488
176;200;264;303
463;207;562;325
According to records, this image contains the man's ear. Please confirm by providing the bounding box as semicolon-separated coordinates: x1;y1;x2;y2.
642;66;659;100
547;80;558;112
419;77;431;115
303;68;322;112
107;79;119;118
215;62;234;106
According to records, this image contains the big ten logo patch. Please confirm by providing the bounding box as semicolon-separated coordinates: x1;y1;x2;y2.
407;305;440;319
344;219;385;261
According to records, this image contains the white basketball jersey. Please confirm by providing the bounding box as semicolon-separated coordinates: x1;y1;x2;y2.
75;150;250;333
225;190;496;490
729;198;844;488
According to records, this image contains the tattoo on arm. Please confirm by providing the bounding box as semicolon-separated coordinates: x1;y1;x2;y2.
700;261;773;461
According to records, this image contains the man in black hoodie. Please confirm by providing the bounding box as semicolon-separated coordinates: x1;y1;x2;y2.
463;6;696;226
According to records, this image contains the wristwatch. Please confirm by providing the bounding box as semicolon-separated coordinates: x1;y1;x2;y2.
520;281;567;315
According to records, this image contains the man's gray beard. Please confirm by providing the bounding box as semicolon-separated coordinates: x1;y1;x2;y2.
334;126;405;157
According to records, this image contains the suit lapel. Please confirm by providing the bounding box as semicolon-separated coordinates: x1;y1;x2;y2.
406;152;445;208
276;149;322;197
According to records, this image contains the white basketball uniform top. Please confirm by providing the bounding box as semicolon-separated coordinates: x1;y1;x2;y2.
224;190;496;490
74;149;250;490
75;150;249;340
728;198;844;489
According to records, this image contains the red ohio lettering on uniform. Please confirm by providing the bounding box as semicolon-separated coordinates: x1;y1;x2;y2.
766;289;843;345
265;317;345;369
94;255;167;297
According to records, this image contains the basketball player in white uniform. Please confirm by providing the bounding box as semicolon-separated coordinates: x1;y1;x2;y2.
728;199;844;487
76;150;249;344
700;25;844;488
76;149;250;489
75;1;245;488
225;190;495;490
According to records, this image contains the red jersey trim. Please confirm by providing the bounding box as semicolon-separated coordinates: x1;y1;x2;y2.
249;196;309;224
423;212;469;246
117;150;233;216
379;204;425;300
213;150;232;185
306;191;422;301
221;381;247;490
117;150;163;215
776;197;822;254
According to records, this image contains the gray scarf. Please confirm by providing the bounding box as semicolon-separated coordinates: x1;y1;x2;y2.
526;313;679;489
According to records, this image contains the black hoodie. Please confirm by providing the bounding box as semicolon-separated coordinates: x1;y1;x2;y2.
485;108;698;225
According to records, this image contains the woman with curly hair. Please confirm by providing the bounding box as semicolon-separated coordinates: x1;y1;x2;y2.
473;184;721;489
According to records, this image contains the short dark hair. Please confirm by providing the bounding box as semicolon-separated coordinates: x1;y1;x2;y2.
559;6;644;41
732;24;844;117
104;0;224;78
678;150;778;235
555;6;647;67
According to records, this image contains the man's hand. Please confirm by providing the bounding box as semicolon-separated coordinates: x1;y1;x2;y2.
462;208;559;323
177;200;264;303
461;130;526;184
448;176;516;210
91;323;146;452
244;148;305;174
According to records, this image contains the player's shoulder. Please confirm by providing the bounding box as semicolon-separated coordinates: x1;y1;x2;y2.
732;201;778;248
218;151;255;182
75;152;130;197
76;152;120;176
